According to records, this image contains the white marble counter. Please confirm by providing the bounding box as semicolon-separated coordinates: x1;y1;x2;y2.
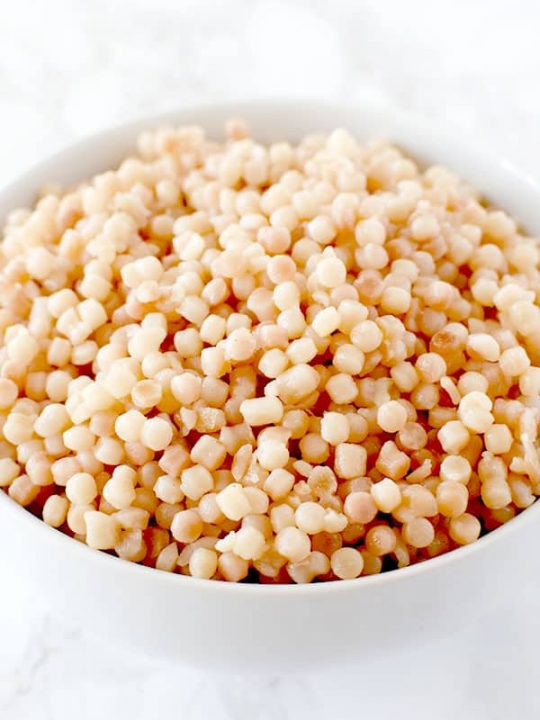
1;0;540;717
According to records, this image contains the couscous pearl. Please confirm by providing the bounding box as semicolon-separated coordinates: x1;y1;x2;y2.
499;346;530;377
316;256;346;288
440;456;472;484
240;396;284;426
449;513;481;545
42;495;69;528
84;511;121;550
257;442;289;471
312;306;340;337
218;552;249;582
330;547;364;579
103;474;137;510
371;478;401;513
275;526;311;562
402;518;434;548
0;379;18;409
140;418;173;451
189;548;218;579
180;465;214;501
216;483;251;521
484;424;513;455
467;333;500;362
171;509;203;544
66;473;98;505
344;492;377;523
320;412;350;445
377;401;408;433
436;481;469;518
233;527;266;560
115;410;146;443
350;320;383;353
365;525;396;556
295;502;327;534
438;421;470;454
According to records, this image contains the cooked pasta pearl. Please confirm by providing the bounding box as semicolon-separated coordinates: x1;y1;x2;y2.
66;473;98;505
140;418;173;451
189;548;218;579
371;478;401;513
316;256;346;288
377;401;408;433
449;514;481;545
275;526;311;562
330;547;364;579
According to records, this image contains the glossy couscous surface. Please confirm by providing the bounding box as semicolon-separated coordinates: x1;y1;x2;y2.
0;117;539;584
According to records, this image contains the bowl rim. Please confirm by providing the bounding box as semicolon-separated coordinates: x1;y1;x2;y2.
1;97;539;596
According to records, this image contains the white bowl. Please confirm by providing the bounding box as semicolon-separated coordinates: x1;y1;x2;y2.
1;100;539;673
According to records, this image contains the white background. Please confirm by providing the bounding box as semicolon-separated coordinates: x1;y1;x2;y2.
1;1;540;718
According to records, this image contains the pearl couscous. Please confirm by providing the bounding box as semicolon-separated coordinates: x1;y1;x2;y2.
1;118;539;583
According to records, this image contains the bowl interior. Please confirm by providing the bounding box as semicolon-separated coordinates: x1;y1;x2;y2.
3;100;540;230
1;99;539;594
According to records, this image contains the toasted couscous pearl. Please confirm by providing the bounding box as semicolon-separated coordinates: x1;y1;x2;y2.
275;526;311;562
437;421;470;454
295;502;326;534
365;525;396;556
402;518;434;548
84;511;121;549
330;547;364;579
484;424;513;455
66;473;98;505
343;491;377;524
232;526;266;560
216;483;251;521
140;418;173;451
189;548;218;579
371;478;401;513
114;410;146;443
312;306;340;338
0;379;18;409
316;256;346;288
320;412;349;445
449;513;481;545
436;481;468;518
440;456;472;484
499;346;530;377
42;495;69;528
240;396;283;426
171;509;203;543
377;401;408;433
350;320;382;352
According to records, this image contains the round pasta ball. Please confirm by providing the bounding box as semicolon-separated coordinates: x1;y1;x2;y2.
140;418;173;451
316;256;346;288
377;401;408;433
331;547;364;579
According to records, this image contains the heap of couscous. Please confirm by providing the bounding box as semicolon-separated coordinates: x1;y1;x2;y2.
0;119;539;583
